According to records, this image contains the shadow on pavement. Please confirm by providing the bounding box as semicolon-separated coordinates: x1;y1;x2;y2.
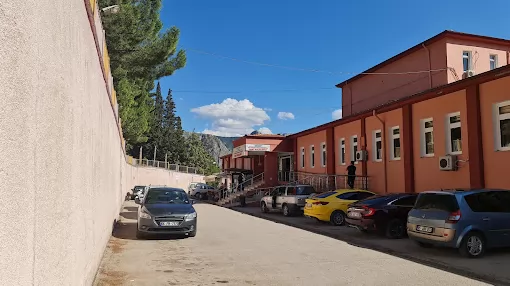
230;206;510;286
124;206;138;212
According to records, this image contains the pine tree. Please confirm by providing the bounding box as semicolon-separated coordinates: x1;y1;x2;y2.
173;116;187;163
142;82;165;161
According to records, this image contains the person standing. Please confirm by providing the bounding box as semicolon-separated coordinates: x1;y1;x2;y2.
346;161;356;189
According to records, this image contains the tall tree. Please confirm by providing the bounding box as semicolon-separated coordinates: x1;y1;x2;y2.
143;82;165;161
98;0;186;152
184;133;218;175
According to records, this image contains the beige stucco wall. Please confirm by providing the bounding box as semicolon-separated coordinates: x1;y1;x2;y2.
0;0;203;285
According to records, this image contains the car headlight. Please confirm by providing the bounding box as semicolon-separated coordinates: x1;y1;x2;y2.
139;209;151;219
184;212;197;221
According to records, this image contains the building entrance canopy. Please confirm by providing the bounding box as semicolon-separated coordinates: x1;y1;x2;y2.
232;144;271;159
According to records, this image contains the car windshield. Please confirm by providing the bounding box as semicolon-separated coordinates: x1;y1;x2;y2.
414;193;459;212
314;191;336;198
296;186;314;196
144;188;189;204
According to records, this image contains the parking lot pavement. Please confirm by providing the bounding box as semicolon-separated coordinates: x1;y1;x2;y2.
231;206;510;286
95;201;492;286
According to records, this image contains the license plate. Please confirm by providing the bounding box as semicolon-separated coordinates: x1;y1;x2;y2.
348;212;361;218
160;221;179;227
416;225;434;233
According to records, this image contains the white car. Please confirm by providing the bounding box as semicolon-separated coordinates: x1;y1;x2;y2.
189;184;216;200
260;184;316;216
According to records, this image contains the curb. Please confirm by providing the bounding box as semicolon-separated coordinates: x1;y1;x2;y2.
229;207;510;286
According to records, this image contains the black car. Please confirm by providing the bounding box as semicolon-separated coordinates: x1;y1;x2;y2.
135;187;197;239
345;193;418;239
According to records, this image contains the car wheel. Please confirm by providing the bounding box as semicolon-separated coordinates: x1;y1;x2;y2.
459;232;486;258
261;202;268;213
415;241;433;248
385;219;406;239
282;204;291;216
196;193;203;200
330;211;346;226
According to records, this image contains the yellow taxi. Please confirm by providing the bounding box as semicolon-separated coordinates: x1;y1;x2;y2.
304;189;375;226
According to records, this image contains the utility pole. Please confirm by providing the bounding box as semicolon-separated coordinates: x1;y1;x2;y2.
139;146;142;164
164;153;168;169
153;145;157;163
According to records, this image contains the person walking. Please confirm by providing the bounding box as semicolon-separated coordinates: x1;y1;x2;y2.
346;161;356;189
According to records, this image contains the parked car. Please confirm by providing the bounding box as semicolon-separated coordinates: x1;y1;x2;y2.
187;182;202;194
135;187;197;239
190;183;216;200
304;189;375;226
346;193;418;238
260;184;316;216
130;185;146;200
407;189;510;258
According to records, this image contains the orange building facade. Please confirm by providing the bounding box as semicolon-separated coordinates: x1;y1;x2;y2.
221;31;510;194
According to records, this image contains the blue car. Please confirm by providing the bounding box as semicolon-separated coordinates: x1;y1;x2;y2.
407;189;510;258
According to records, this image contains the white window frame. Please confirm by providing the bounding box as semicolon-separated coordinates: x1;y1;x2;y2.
339;138;346;165
445;112;462;155
390;126;401;160
351;135;358;165
373;130;382;162
462;51;472;72
321;142;326;167
489;54;498;70
300;147;305;168
310;145;315;168
420;118;435;157
493;100;510;152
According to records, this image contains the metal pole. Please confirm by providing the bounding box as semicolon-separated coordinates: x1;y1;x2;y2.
139;146;142;162
165;153;167;169
153;145;157;165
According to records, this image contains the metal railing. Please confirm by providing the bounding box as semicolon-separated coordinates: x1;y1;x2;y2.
130;158;204;175
220;172;265;201
278;171;369;192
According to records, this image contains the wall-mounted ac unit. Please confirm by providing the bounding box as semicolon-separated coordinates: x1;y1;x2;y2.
356;150;368;162
462;70;476;79
439;155;457;171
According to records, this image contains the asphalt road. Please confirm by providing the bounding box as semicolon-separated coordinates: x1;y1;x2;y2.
94;201;488;286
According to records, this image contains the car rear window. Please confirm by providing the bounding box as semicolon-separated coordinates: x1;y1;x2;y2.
414;193;459;212
296;186;314;196
314;191;336;198
356;195;392;205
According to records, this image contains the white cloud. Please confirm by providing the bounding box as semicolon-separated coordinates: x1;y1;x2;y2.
264;107;273;111
258;127;272;134
332;109;343;120
277;112;295;120
191;98;271;137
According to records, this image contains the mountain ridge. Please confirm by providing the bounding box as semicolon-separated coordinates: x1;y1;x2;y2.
183;131;239;162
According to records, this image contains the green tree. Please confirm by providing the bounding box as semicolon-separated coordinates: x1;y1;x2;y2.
143;82;165;161
98;0;186;151
184;133;218;175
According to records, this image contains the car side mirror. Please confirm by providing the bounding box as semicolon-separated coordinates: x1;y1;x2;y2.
135;197;141;205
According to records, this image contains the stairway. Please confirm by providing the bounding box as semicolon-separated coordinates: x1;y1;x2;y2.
217;178;266;207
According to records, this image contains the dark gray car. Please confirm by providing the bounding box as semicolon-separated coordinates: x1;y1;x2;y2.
135;187;197;239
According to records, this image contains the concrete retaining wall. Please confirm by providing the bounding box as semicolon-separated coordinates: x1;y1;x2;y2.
0;0;202;285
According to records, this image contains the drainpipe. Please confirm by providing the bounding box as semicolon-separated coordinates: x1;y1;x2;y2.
422;43;432;89
373;110;388;194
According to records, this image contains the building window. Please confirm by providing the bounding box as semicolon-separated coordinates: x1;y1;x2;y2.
300;147;305;168
490;55;498;70
339;138;346;165
421;118;434;157
390;126;401;160
351;136;358;164
310;145;315;168
494;101;510;151
321;142;326;167
462;51;471;72
446;112;462;154
373;130;382;162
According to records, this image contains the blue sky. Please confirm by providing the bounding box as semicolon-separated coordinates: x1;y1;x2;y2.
158;0;510;137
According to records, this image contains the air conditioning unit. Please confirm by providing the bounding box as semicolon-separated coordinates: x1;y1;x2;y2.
356;150;368;162
439;155;457;171
462;70;476;79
